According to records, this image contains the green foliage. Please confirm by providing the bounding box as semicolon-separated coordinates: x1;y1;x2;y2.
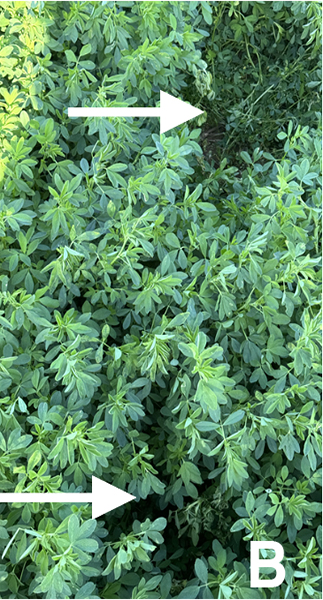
195;0;322;160
0;1;321;599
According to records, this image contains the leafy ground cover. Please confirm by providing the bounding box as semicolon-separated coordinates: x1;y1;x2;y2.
0;1;321;599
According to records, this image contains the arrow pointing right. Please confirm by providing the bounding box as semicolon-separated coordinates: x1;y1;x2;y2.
91;476;136;518
159;91;204;134
68;90;204;134
0;476;135;519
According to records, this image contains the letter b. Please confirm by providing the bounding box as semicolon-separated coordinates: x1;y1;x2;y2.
250;541;285;588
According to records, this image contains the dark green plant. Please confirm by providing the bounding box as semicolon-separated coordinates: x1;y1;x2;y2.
0;1;321;599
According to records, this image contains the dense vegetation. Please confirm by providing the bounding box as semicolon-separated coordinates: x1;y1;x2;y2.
0;1;321;599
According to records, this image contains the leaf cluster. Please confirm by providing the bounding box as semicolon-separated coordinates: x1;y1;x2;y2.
0;2;321;599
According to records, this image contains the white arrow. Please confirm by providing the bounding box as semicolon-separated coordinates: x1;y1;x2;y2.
0;476;135;519
68;90;204;134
